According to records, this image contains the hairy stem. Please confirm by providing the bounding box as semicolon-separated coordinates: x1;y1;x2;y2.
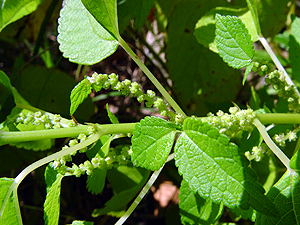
118;37;186;117
257;113;300;124
253;118;293;174
116;153;175;225
259;36;300;98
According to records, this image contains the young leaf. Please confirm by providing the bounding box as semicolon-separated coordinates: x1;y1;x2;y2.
44;165;64;225
70;79;92;115
289;16;300;83
86;169;107;195
131;116;181;171
0;178;21;225
57;0;118;65
215;14;254;69
179;179;223;225
194;7;258;53
106;104;119;124
174;117;279;217
81;0;120;40
256;171;300;224
0;0;43;32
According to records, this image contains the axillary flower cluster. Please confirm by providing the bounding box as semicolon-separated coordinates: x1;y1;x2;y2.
201;106;256;138
87;72;178;120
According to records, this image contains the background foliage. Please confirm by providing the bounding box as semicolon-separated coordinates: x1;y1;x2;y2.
0;0;299;224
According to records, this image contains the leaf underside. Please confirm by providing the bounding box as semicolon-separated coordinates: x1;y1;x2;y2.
57;0;118;65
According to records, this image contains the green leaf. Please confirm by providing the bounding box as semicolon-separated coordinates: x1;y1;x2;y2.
57;0;118;65
245;0;261;36
86;169;107;195
161;0;242;115
106;104;119;124
93;167;150;217
70;79;92;115
194;7;258;53
174;117;279;217
0;178;21;225
131;116;181;170
179;179;223;225
71;221;93;225
243;61;255;85
107;166;147;193
14;65;94;121
257;0;292;38
118;0;154;32
0;0;43;32
81;0;119;39
289;15;300;83
215;14;254;69
44;165;64;225
256;171;300;225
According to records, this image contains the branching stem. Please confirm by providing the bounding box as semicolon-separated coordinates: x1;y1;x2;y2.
253;118;293;174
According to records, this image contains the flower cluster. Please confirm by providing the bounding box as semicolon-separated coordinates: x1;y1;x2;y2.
245;144;267;162
265;70;300;112
273;129;298;147
15;111;76;129
87;72;177;120
201;106;256;137
252;62;274;77
53;144;132;177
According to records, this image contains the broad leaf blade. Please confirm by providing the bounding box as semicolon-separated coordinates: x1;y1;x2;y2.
0;178;22;225
93;167;150;216
81;0;119;39
131;116;181;171
174;117;278;217
57;0;118;65
179;179;223;225
215;14;254;69
44;165;64;225
70;79;92;115
118;0;154;32
0;0;43;32
256;171;300;225
86;169;107;195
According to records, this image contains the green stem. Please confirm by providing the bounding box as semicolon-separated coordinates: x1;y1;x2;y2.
253;118;293;174
118;37;186;117
0;123;136;146
257;113;300;124
0;123;137;222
